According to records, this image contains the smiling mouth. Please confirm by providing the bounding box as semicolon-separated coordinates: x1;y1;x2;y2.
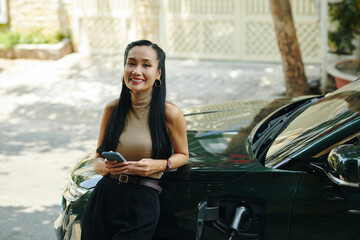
131;78;145;83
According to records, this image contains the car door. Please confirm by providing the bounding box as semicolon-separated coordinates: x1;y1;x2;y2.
290;168;360;240
153;164;302;240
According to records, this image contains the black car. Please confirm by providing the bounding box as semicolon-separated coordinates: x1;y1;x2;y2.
55;80;360;240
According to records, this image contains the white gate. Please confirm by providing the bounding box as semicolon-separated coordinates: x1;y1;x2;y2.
72;0;322;63
161;0;322;63
72;0;134;54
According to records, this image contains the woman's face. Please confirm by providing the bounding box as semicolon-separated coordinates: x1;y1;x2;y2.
124;46;161;94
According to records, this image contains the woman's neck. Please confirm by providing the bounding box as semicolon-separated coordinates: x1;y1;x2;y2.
130;90;152;119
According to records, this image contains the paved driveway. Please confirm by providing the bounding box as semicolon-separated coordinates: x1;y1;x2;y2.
0;53;320;239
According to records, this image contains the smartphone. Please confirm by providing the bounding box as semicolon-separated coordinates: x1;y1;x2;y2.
102;151;127;162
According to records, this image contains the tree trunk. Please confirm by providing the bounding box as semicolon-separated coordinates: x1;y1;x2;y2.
270;0;310;96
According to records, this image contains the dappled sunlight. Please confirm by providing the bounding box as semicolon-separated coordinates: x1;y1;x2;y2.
0;205;58;239
265;67;275;73
259;76;274;87
305;64;322;77
211;72;218;78
181;98;203;106
0;53;123;116
0;145;93;225
307;64;316;70
229;69;243;78
182;59;200;67
16;93;40;105
0;54;121;160
166;59;296;109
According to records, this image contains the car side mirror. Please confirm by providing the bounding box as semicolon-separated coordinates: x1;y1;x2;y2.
327;144;360;188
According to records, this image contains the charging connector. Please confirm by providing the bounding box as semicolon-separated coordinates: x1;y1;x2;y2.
228;206;251;240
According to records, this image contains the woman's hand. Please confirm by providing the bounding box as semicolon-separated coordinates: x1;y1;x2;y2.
104;160;131;175
125;158;167;177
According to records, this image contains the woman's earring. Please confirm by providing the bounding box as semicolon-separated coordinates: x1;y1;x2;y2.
155;79;162;87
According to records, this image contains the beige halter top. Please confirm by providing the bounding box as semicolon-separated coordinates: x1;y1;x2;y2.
115;90;162;179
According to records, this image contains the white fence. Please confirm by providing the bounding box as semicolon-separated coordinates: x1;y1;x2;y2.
73;0;322;63
72;0;133;53
162;0;321;63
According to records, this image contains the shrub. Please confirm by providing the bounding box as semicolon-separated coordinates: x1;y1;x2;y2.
0;31;21;49
20;28;48;44
0;29;68;49
328;0;360;55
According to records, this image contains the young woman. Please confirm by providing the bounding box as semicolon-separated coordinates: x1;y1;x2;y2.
81;40;189;240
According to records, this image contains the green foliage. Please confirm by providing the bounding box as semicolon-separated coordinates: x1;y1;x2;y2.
328;0;360;55
47;31;66;44
20;28;47;44
0;31;21;49
0;24;9;32
0;28;68;50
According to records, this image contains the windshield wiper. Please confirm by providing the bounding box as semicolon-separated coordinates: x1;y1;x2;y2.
252;98;319;164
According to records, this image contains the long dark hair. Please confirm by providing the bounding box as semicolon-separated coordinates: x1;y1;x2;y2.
97;40;172;159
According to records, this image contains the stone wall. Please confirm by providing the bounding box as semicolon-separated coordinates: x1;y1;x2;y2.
0;38;73;59
8;0;72;36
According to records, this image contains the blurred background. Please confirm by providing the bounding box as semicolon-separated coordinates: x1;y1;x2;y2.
0;0;359;239
2;1;324;60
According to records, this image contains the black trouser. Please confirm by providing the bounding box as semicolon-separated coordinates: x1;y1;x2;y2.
81;176;160;240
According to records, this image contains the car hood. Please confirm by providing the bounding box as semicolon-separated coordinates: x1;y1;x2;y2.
162;98;297;181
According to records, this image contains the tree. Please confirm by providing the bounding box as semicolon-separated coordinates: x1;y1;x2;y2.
270;0;310;96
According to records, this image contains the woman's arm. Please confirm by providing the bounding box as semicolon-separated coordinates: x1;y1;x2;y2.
163;102;189;169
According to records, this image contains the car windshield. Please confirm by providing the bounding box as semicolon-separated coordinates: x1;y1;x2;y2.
265;81;360;168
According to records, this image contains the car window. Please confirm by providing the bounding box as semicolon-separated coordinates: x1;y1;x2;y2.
267;99;349;156
265;82;360;168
